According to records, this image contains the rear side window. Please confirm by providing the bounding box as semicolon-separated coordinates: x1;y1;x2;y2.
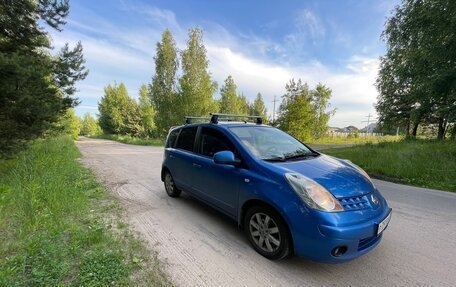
199;127;235;157
166;129;179;148
175;127;197;152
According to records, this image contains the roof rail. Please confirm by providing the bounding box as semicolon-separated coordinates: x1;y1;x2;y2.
209;113;263;125
184;116;210;124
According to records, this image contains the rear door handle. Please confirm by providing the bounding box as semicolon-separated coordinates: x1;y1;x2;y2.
192;163;202;168
169;154;175;159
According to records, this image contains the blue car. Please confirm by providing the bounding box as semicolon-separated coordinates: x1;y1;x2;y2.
161;114;392;263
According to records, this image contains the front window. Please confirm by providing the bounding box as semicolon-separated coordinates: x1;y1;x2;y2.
198;127;236;157
229;126;318;161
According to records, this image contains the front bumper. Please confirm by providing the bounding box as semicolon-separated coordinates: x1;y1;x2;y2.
292;207;392;263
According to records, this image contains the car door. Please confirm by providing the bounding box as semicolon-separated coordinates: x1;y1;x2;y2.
163;127;179;177
191;126;242;217
170;126;198;191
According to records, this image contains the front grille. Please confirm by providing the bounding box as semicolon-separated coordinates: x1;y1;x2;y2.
358;235;381;251
339;195;370;211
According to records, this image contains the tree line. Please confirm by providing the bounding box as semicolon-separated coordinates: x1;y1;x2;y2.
0;0;273;157
376;0;455;139
0;1;335;157
0;0;88;156
2;0;454;159
96;28;335;141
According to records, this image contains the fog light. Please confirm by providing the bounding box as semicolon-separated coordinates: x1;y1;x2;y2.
331;246;348;257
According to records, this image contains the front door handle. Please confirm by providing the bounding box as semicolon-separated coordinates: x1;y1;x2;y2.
169;154;175;159
192;163;202;168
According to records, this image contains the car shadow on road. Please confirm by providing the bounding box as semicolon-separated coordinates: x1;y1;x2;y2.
151;182;398;286
171;190;382;276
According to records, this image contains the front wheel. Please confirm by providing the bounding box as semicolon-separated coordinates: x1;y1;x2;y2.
164;171;181;198
244;206;291;260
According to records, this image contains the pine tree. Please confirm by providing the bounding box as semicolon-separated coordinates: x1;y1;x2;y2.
250;93;268;120
219;75;240;114
149;29;179;137
237;93;250;115
0;0;88;156
179;28;218;118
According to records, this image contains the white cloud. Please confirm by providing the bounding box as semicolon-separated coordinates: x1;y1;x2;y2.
284;8;326;52
61;5;380;128
51;31;151;73
207;46;291;92
206;44;379;127
296;9;326;39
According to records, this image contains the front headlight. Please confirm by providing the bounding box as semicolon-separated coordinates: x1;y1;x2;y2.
285;173;344;212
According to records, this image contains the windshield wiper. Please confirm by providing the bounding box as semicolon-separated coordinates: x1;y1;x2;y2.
284;152;319;161
261;151;319;162
261;156;286;162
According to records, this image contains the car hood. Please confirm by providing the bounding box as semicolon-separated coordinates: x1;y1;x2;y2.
266;154;375;198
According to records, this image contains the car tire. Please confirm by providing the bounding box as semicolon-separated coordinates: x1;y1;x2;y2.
164;171;181;198
244;205;291;260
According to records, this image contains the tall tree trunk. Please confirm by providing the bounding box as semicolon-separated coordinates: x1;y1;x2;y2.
405;118;410;137
437;117;446;140
411;121;419;137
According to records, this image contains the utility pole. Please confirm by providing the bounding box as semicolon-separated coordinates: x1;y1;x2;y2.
272;95;278;123
366;113;372;132
361;112;377;135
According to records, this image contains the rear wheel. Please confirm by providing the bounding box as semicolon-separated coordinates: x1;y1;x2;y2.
164;171;181;198
244;205;291;260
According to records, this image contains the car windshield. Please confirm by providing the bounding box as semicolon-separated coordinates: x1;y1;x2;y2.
229;126;317;161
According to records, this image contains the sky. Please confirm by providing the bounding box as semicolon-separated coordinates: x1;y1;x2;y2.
50;0;399;128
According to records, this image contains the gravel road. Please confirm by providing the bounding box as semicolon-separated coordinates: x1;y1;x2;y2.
76;137;456;287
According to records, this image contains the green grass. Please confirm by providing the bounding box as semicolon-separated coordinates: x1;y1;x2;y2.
0;136;172;286
91;134;165;146
323;139;456;192
92;133;399;147
308;135;400;145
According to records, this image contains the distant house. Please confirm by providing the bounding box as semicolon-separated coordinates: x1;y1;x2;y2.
327;124;383;137
360;123;377;133
340;125;359;133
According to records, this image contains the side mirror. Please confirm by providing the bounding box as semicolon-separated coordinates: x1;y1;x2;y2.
213;151;241;166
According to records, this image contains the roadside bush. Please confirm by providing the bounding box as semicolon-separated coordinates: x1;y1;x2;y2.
80;113;102;136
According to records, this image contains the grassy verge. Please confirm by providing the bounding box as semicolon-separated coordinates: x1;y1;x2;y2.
323;139;456;192
0;136;172;286
91;134;399;147
308;135;401;145
91;134;164;146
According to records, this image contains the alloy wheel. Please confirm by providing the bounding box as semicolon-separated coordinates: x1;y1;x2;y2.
249;212;281;253
165;173;174;195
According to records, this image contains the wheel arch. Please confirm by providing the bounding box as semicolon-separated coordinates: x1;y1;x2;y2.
161;166;170;182
239;199;294;254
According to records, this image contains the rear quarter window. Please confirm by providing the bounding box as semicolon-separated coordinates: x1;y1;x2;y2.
166;129;179;148
175;126;198;152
